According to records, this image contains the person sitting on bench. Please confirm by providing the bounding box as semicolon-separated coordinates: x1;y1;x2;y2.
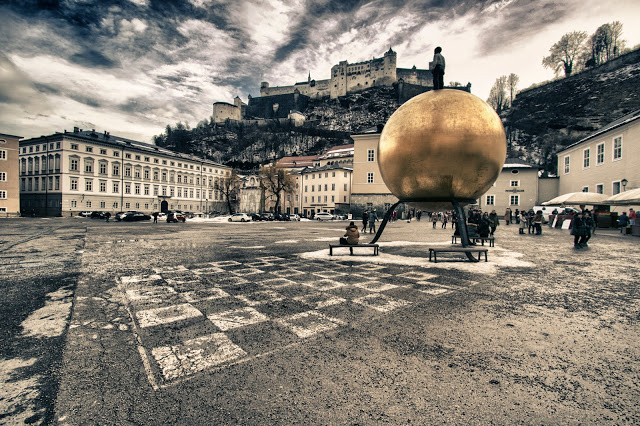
340;221;360;245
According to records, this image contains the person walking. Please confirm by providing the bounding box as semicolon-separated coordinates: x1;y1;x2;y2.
628;208;636;226
441;213;448;229
432;213;438;229
504;207;511;225
618;211;630;234
152;211;158;223
430;47;445;90
533;210;544;235
519;211;527;234
514;209;520;225
105;212;111;222
583;210;595;246
488;210;499;236
361;210;369;233
572;211;588;249
368;209;377;234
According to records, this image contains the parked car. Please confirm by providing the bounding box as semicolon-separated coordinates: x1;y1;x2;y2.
334;214;347;220
79;211;93;217
314;212;334;221
121;211;151;222
251;213;263;221
287;214;301;221
229;213;251;222
274;213;288;221
261;212;274;221
114;211;132;221
167;211;186;223
90;211;107;219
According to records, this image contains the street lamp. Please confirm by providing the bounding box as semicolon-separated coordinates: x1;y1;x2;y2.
621;178;628;191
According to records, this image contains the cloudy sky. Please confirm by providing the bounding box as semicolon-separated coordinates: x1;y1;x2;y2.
1;0;639;143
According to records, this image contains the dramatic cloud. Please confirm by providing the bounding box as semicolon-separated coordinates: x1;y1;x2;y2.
0;0;639;142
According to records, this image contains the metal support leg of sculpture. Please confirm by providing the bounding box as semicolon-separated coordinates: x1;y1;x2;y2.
451;199;479;262
370;200;401;244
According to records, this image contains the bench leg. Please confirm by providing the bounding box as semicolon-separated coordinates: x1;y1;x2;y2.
330;247;333;256
484;251;488;262
350;247;353;255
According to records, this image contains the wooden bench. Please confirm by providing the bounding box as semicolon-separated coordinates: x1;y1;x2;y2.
451;235;495;247
429;247;488;263
329;244;379;256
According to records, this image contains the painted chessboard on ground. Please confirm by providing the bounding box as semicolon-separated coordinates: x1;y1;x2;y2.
117;257;478;388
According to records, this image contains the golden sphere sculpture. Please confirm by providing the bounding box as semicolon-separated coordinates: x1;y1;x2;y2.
378;89;507;210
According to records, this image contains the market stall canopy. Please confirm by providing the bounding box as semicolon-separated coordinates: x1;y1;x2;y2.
542;192;609;206
603;188;640;205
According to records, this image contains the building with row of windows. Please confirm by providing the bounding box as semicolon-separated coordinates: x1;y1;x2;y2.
556;109;640;200
18;128;232;216
0;133;22;216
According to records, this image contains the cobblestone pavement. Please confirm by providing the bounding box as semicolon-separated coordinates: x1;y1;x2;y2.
1;217;639;424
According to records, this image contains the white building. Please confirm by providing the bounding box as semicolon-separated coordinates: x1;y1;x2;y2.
19;128;232;216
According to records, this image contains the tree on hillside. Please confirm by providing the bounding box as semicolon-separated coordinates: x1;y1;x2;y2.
542;31;588;77
219;170;242;214
507;73;520;107
260;163;296;214
487;76;507;113
589;21;626;66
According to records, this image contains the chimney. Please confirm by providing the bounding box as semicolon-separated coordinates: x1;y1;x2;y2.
73;127;79;133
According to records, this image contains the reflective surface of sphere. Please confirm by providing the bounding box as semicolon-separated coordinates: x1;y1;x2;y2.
378;89;507;210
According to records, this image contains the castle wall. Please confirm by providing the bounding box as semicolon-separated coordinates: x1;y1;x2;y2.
247;93;309;119
397;68;432;86
213;103;241;123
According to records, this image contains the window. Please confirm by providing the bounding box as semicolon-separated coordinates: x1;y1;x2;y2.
124;166;131;177
113;202;118;209
34;178;39;191
135;155;140;160
70;143;78;150
100;201;106;208
0;149;6;160
70;178;78;190
113;164;120;176
54;176;59;190
324;184;327;191
486;195;495;205
100;181;107;192
85;162;93;173
135;184;141;195
144;185;150;195
613;181;621;195
367;149;375;162
85;179;92;191
510;180;519;187
510;195;519;205
0;172;5;182
86;146;93;152
344;184;347;191
145;157;150;162
70;158;79;172
311;185;315;192
71;200;77;208
613;136;622;160
99;163;107;174
113;151;119;157
596;184;603;194
144;170;149;180
125;153;131;159
563;156;570;174
86;201;91;208
113;182;119;193
596;143;605;165
583;148;590;168
332;183;335;190
125;183;131;194
367;172;374;183
125;202;130;209
100;149;107;155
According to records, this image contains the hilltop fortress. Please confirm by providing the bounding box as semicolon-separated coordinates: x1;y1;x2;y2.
213;48;463;123
259;48;432;99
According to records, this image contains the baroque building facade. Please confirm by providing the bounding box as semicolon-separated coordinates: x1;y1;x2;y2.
0;132;22;217
19;128;232;216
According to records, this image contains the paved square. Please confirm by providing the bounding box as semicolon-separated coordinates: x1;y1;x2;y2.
136;303;204;328
207;307;269;331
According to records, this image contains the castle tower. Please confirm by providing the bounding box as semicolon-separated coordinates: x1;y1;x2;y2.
383;47;397;84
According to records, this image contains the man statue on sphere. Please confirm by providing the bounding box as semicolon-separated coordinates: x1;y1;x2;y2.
430;46;445;90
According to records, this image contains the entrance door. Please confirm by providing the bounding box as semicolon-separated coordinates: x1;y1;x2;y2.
161;200;168;213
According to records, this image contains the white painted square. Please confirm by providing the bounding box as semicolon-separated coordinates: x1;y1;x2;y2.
235;290;284;306
181;288;230;303
397;271;438;281
136;303;203;328
414;281;454;289
294;293;346;309
164;277;202;287
244;260;274;268
352;280;398;292
260;256;284;262
231;268;264;276
276;311;346;338
153;265;187;274
208;260;242;267
151;333;246;381
210;276;249;286
354;271;392;279
352;293;411;312
125;286;177;304
352;264;386;271
271;268;306;278
262;277;297;288
419;288;450;295
119;274;162;285
303;278;345;291
312;270;348;279
207;307;268;331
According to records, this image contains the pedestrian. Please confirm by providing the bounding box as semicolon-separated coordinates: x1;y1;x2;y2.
441;213;448;229
392;211;397;222
515;209;520;225
488;209;499;236
583;210;595;246
629;208;636;226
533;210;543;235
432;213;438;229
407;209;412;223
340;222;360;245
519;211;527;234
528;209;535;234
362;210;369;233
430;46;445;90
571;211;588;249
504;207;511;225
152;211;158;223
478;213;490;238
417;210;422;221
105;212;111;222
368;209;377;234
618;211;630;234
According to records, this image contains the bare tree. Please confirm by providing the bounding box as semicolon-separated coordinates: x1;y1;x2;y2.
507;73;520;107
487;76;507;113
219;170;242;214
542;31;588;76
260;163;296;214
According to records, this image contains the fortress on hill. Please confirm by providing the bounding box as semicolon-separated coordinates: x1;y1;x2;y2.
259;47;432;99
213;48;459;123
